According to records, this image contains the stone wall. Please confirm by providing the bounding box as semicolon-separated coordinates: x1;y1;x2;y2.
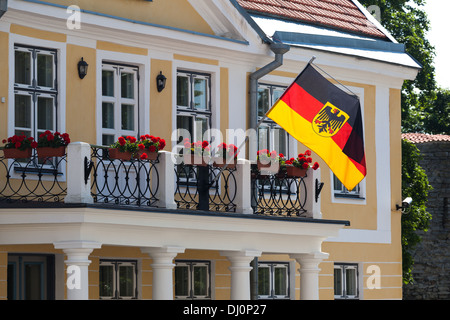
403;141;450;300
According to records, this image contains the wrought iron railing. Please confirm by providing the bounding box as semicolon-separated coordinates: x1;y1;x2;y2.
0;152;67;203
174;162;237;212
251;165;308;217
88;146;159;207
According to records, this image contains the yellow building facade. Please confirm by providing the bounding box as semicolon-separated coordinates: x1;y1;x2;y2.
0;0;419;300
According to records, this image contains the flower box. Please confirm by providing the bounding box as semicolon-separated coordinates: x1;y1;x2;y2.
184;154;209;167
3;148;32;159
286;166;307;178
257;160;279;175
134;150;158;161
36;146;66;158
108;148;132;161
212;158;237;169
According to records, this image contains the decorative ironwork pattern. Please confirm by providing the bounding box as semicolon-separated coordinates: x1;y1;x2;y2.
0;153;67;203
251;167;308;217
89;147;159;207
174;162;237;212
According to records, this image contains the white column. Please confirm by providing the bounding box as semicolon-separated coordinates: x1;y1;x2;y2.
235;159;253;214
290;252;329;300
154;151;177;209
141;246;185;300
221;250;261;300
54;241;102;300
303;168;322;219
64;142;93;204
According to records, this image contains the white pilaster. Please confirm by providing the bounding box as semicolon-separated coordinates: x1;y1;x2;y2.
64;142;93;204
221;250;261;300
303;168;322;219
235;159;253;214
154;151;177;209
141;246;185;300
290;251;329;300
54;241;102;300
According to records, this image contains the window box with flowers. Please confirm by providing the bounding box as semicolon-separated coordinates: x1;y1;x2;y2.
108;136;138;161
1;134;37;159
282;150;319;178
256;149;280;175
36;131;70;158
135;135;166;161
182;139;211;166
213;143;238;169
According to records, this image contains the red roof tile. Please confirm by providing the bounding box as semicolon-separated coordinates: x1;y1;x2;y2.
236;0;388;39
402;133;450;144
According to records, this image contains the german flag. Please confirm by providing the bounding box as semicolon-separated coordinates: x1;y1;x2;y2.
267;63;366;190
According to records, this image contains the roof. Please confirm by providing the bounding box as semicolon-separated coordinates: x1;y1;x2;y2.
402;133;450;144
235;0;387;39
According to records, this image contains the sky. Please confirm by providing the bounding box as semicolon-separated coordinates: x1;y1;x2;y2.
423;1;450;89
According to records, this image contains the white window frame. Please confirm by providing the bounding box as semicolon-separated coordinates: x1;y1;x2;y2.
330;86;366;204
334;263;359;300
174;260;211;300
99;259;138;300
255;261;291;300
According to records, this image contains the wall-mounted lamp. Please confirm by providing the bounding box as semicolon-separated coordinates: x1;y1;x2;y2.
77;57;88;79
156;71;167;92
396;197;412;212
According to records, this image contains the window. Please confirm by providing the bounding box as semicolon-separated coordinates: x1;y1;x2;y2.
174;260;211;300
101;63;139;146
257;84;289;156
333;175;363;198
176;70;211;147
334;264;359;300
13;45;57;140
254;262;290;299
99;259;138;299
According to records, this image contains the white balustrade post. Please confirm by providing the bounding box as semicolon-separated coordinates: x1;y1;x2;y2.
141;246;185;300
64;142;93;204
221;250;261;300
54;241;102;300
154;151;177;209
235;159;253;214
290;252;329;300
303;168;322;219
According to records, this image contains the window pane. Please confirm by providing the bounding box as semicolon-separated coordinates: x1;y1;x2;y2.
273;88;285;104
195;118;209;142
99;265;114;297
15;50;32;85
177;75;189;107
102;134;115;147
274;266;287;296
193;78;208;110
258;126;269;151
257;87;270;117
175;266;189;297
273;128;287;155
102;102;114;129
102;70;114;97
37;97;54;131
24;263;42;300
37;53;54;88
121;72;134;99
257;266;271;296
193;265;208;296
121;104;134;130
177;115;193;144
346;268;357;296
15;94;32;129
119;265;135;297
334;268;342;296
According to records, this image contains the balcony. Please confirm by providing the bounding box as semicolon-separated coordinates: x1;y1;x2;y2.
0;142;324;219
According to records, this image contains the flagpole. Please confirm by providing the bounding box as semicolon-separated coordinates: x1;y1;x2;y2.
209;56;317;185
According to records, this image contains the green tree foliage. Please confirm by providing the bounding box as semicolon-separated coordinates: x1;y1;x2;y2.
359;0;437;132
400;139;432;284
423;88;450;134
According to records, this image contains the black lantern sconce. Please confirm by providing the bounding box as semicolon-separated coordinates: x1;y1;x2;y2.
156;71;167;92
77;57;88;79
